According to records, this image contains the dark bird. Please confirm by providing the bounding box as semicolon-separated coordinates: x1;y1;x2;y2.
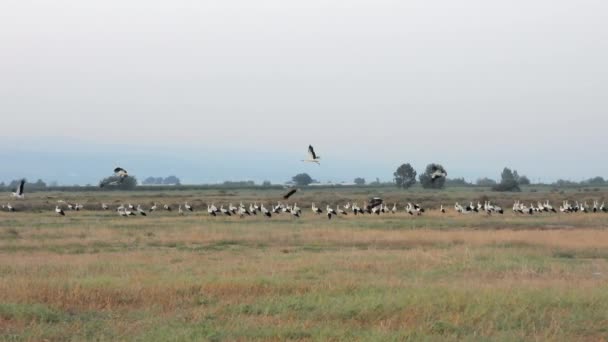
283;188;298;200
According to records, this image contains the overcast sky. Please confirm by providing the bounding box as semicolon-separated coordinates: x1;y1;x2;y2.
1;0;607;184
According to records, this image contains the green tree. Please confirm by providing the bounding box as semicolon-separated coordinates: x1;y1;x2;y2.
476;177;497;186
163;176;181;185
143;177;157;185
354;177;366;185
419;163;447;189
99;175;138;190
292;173;313;186
492;167;521;192
519;175;531;185
394;164;417;189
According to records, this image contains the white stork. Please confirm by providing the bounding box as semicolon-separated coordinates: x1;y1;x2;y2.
11;179;25;199
137;205;147;216
261;204;272;218
55;206;65;216
220;205;232;216
430;166;447;181
208;204;217;216
311;203;322;214
302;145;321;165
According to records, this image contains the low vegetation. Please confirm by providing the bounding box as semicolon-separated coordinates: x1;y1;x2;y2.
1;189;608;340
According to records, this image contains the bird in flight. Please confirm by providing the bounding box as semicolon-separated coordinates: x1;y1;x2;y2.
282;188;298;200
430;166;447;181
302;145;321;165
114;167;128;179
100;167;129;188
11;179;25;199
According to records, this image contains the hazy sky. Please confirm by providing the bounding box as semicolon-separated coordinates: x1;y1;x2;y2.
1;0;607;184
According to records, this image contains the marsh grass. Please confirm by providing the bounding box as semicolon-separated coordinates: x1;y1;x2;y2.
1;190;608;340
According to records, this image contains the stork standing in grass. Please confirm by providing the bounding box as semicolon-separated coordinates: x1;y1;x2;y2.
208;204;217;216
261;204;272;218
184;202;193;212
220;205;232;216
137;205;147;216
312;203;322;214
326;205;337;220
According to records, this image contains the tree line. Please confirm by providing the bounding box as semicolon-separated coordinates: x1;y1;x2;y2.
1;169;607;192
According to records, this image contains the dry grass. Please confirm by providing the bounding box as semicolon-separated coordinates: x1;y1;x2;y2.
1;190;608;341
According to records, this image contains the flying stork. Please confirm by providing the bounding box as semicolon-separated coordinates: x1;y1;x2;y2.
302;145;321;165
11;179;25;199
283;188;298;200
430;166;447;181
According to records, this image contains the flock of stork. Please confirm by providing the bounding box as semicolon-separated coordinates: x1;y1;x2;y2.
3;145;607;218
454;200;608;215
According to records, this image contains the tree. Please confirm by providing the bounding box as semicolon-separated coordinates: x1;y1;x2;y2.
476;177;497;187
143;177;157;185
292;173;313;186
354;177;366;185
394;163;417;189
99;175;138;190
584;176;605;185
163;175;181;185
519;175;531;185
446;177;470;186
419;163;447;189
32;179;47;188
492;167;521;192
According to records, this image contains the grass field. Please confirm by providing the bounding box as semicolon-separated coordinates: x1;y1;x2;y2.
2;189;608;341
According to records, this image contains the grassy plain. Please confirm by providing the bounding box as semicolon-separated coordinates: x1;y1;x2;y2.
1;188;608;341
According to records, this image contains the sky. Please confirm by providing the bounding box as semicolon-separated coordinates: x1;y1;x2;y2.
1;0;607;185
